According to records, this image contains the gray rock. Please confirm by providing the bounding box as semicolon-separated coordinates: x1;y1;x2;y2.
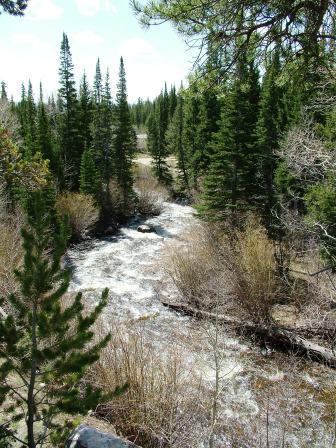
137;225;154;233
66;425;140;448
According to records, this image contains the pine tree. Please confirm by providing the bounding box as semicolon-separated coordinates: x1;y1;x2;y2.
149;91;171;184
255;51;285;226
113;57;134;207
58;33;82;190
1;81;7;101
78;72;93;152
199;56;260;221
193;87;221;174
80;148;100;198
167;90;187;189
182;83;201;188
37;83;54;167
0;191;125;447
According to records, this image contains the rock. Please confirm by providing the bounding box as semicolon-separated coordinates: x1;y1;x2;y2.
66;425;140;448
104;226;115;236
270;304;300;328
137;225;154;233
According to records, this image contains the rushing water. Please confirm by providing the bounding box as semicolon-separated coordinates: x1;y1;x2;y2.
66;201;335;448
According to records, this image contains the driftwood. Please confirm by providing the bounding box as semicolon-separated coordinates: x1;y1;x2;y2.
161;301;336;368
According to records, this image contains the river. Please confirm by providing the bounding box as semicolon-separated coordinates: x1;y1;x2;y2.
66;201;335;448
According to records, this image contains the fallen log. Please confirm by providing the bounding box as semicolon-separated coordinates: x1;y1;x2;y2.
161;301;336;368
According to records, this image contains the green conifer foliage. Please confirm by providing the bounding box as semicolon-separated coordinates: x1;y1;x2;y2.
113;57;134;206
58;33;82;190
80;148;99;198
37;83;55;168
78;72;93;152
0;191;125;447
167;91;187;190
0;81;7;101
199;57;260;221
255;51;285;226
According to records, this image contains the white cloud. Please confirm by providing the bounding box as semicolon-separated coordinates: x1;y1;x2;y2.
71;30;104;45
26;0;63;20
75;0;117;17
11;32;51;49
119;38;154;59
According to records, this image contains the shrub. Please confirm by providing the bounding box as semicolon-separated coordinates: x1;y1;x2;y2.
91;322;206;448
233;220;282;323
56;192;99;240
134;164;169;216
165;223;233;310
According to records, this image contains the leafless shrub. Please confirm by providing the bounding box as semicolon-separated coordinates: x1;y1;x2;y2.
90;321;207;448
56;192;99;240
165;222;233;310
0;99;22;143
233;219;283;323
134;164;169;216
0;186;24;304
278;122;336;185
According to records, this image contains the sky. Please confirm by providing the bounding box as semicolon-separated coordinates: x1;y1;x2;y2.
0;0;197;103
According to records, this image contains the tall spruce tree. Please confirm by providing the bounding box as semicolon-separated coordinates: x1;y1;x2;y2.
37;83;54;167
78;72;93;152
113;57;134;207
255;51;285;226
199;56;260;220
166;89;187;189
0;81;7;101
0;191;124;447
58;33;82;190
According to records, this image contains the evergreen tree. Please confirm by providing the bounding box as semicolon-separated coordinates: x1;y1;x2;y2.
199;56;260;220
113;57;134;207
37;83;54;167
149;90;171;183
182;83;201;188
167;90;187;189
169;84;177;120
78;72;93;152
255;51;285;226
80;148;100;198
0;81;7;101
58;33;82;189
193;87;221;174
0;191;124;447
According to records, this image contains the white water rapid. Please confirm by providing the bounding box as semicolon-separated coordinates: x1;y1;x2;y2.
66;201;335;448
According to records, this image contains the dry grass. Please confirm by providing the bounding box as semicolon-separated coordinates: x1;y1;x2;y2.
0;187;24;302
90;322;207;448
56;192;99;240
164;223;233;310
165;219;284;323
233;220;282;323
134;164;169;216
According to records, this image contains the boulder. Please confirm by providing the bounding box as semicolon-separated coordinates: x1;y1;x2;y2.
137;225;154;233
66;425;140;448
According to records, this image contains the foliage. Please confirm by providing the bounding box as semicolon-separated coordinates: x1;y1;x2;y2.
132;0;336;77
0;191;123;447
0;0;29;15
56;192;99;241
305;181;336;264
0;127;49;191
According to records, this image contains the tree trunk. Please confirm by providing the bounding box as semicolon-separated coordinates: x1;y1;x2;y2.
161;301;336;368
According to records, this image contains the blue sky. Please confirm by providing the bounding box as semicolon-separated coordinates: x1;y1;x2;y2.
0;0;197;103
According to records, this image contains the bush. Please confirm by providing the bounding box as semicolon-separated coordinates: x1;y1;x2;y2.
134;164;169;216
165;219;282;323
56;192;99;240
90;322;206;448
233;220;282;323
0;187;23;301
165;223;233;310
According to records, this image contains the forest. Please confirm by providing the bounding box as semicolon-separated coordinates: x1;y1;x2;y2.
0;0;336;447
